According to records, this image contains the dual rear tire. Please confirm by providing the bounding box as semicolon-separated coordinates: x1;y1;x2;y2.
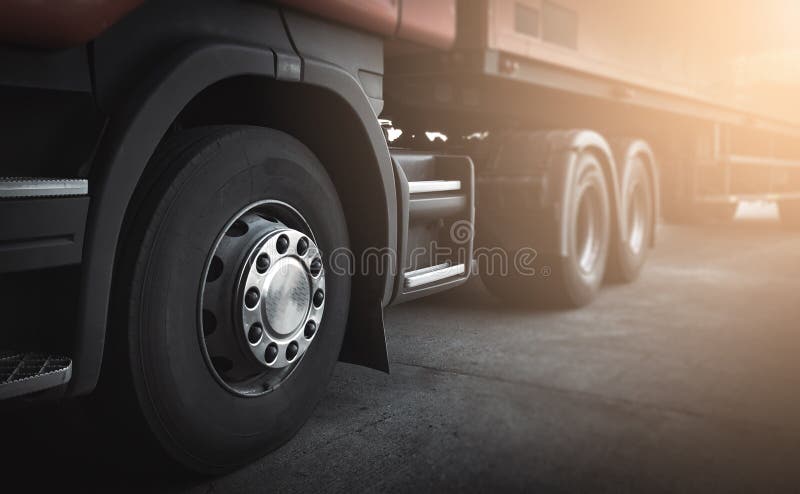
481;144;655;308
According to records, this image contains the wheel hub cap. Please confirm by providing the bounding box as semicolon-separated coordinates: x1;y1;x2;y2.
262;257;311;336
241;227;325;369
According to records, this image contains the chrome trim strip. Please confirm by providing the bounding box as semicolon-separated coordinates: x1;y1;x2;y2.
404;263;466;288
408;180;461;194
0;178;88;198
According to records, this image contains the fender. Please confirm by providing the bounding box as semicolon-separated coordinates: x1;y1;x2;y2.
485;130;656;263
301;56;397;372
70;42;396;395
488;130;622;258
479;129;621;258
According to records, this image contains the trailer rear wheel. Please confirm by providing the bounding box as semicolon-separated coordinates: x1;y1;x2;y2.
779;200;800;229
481;151;611;308
608;154;653;282
96;126;350;473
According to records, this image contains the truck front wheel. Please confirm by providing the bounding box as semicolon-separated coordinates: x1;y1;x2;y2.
97;126;350;473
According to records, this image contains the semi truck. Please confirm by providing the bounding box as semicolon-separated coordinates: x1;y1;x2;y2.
1;0;799;473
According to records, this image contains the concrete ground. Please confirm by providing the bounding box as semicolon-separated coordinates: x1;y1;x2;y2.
5;205;800;492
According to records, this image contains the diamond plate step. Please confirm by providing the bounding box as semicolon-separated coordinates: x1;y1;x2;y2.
0;352;72;400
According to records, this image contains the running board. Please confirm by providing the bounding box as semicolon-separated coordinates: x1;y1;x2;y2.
404;263;466;289
0;352;72;400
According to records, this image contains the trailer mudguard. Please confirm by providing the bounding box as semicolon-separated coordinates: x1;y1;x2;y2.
70;41;396;395
482;129;651;259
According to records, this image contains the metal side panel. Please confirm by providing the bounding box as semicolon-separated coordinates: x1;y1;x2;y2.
0;179;89;273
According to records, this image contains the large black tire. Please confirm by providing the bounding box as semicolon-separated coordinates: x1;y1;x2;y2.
779;199;800;229
607;154;654;282
95;126;350;473
480;151;611;308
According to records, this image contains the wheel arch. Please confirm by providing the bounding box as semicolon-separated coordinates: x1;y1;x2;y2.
176;72;396;372
71;43;394;395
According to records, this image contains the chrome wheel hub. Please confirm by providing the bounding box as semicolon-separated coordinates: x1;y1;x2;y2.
263;258;310;335
199;201;325;396
240;228;324;369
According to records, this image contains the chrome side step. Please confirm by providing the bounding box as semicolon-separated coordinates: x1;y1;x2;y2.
404;262;466;289
408;180;461;194
0;352;72;400
0;178;88;198
391;151;474;303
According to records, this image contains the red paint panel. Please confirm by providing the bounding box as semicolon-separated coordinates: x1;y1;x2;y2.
0;0;143;48
397;0;456;49
279;0;399;37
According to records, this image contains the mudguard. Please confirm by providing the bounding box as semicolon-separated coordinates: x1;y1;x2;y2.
481;129;658;259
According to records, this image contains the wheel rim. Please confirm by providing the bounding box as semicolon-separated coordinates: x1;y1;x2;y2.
627;180;647;256
575;184;603;275
199;200;325;396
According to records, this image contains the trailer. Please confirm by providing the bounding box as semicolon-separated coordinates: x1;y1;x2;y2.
0;0;798;473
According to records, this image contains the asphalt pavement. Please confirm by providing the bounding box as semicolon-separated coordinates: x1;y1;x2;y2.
5;204;800;493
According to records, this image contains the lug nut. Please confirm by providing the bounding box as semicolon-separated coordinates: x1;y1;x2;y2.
276;234;289;254
248;323;263;344
286;341;299;360
256;254;270;273
297;237;309;256
265;343;278;363
310;258;322;276
304;320;317;339
245;287;260;308
313;289;324;307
